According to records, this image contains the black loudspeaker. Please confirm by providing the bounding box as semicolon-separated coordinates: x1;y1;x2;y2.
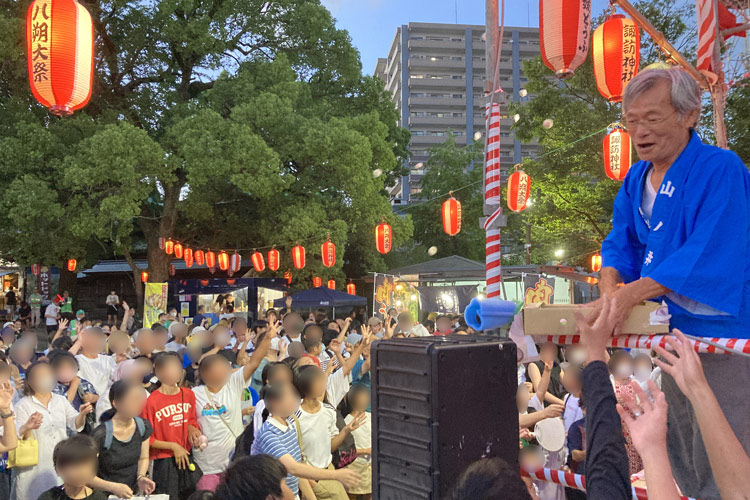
371;336;519;500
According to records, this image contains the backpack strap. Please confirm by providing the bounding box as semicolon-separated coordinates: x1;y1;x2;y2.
134;416;145;437
103;419;114;450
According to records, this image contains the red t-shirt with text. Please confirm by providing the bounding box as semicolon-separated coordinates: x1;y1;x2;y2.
141;387;200;460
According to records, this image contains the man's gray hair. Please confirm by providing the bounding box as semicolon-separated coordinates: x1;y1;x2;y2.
623;67;701;125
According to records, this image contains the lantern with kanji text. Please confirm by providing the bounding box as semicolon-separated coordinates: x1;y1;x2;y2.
26;0;94;116
251;251;265;272
375;221;392;254
321;239;336;268
206;251;216;269
31;264;41;276
591;254;602;272
327;280;336;290
66;259;76;272
184;248;193;268
603;124;632;181
313;277;322;287
268;248;280;271
165;240;174;255
347;283;356;295
169;264;176;277
158;237;165;250
195;250;205;266
292;245;306;270
442;195;462;236
540;0;591;78
506;169;531;212
173;243;184;259
218;251;229;271
592;14;640;102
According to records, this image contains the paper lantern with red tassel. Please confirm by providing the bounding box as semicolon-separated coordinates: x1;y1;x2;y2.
31;264;41;276
442;195;462;236
195;250;205;266
268;248;280;271
251;251;265;272
230;252;242;273
206;251;216;269
218;251;229;271
184;248;193;268
603;124;632;181
292;245;306;270
375;221;392;254
540;0;592;77
141;271;148;283
174;243;184;259
591;254;602;272
165;240;174;255
347;283;356;295
66;258;76;272
327;280;336;290
321;239;336;268
506;169;531;212
593;14;640;102
313;276;322;287
26;0;94;116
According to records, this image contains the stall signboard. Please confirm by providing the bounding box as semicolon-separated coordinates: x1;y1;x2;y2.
373;273;395;317
144;282;168;327
523;275;555;306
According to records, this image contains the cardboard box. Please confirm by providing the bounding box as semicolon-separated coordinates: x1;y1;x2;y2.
523;301;670;336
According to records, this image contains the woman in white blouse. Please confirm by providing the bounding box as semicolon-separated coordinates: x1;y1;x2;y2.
11;361;92;500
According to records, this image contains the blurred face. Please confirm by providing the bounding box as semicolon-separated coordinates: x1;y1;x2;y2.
352;390;370;412
11;343;33;364
213;326;231;347
282;314;302;336
634;359;653;382
56;360;78;384
13;320;22;331
309;370;326;399
565;345;586;366
612;357;634;380
562;371;581;394
115;385;148;418
57;462;97;488
516;384;530;413
539;342;557;364
268;367;293;386
135;330;154;355
296;356;317;368
171;323;188;340
397;316;414;332
327;321;339;332
132;358;153;382
154;331;168;349
81;330;106;354
202;358;232;387
624;80;698;167
271;385;300;418
109;336;129;355
29;363;56;394
436;317;452;334
155;357;183;386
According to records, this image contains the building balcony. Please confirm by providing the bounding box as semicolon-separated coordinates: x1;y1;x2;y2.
408;96;466;107
410;134;466;145
408;38;465;50
409;115;466;126
408;57;465;70
408;77;466;89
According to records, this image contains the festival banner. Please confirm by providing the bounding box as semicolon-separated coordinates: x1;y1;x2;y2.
393;280;420;322
523;275;555;306
372;273;395;318
143;282;168;327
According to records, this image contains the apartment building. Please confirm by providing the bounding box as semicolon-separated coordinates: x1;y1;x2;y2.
374;23;540;205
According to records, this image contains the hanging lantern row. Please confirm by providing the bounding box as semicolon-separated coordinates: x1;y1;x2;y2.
291;244;306;270
251;251;265;272
603;124;632;181
346;283;356;295
174;243;184;259
442;194;462;236
539;0;591;77
26;0;94;116
506;168;531;213
268;248;280;271
592;14;641;102
591;254;602;273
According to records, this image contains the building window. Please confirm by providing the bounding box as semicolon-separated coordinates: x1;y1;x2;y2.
452;75;463;80
452;93;463;98
452;112;463;117
451;37;463;42
450;56;462;61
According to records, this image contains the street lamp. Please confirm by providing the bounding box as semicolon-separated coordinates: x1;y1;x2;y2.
554;249;565;259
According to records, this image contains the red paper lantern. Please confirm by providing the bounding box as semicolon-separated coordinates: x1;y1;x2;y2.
327;280;336;290
591;254;602;272
173;243;184;259
284;271;292;285
375;221;392;254
200;279;209;286
31;264;40;276
251;251;265;272
141;271;149;283
292;245;306;269
442;196;462;236
227;279;236;285
540;0;591;77
218;251;229;271
184;248;193;268
169;264;176;276
158;237;165;250
165;239;174;255
195;250;205;266
347;283;356;295
230;252;242;273
26;0;94;116
268;248;280;271
603;125;632;181
66;258;76;272
206;251;216;269
321;239;336;268
313;276;322;287
593;15;640;102
506;170;531;212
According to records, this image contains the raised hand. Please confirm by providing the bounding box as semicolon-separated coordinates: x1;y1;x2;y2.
617;380;668;454
0;382;14;412
653;329;709;400
574;295;617;361
345;412;367;433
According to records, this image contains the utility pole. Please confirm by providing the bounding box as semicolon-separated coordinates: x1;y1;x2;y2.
525;219;532;265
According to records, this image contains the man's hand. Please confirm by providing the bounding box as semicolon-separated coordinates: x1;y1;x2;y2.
57;318;69;331
575;295;617;363
654;330;709;401
617;381;668;454
542;404;564;419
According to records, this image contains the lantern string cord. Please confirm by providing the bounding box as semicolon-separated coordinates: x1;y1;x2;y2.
393;125;610;215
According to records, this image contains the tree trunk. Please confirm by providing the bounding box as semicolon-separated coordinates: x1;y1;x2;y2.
138;182;181;282
123;250;143;311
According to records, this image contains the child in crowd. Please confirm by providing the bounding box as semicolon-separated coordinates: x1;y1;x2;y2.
107;330;132;363
151;324;169;353
342;384;372;500
13;362;92;500
608;350;643;474
36;435;108;500
560;365;583;433
134;328;155;358
252;362;294;438
50;351;98;412
633;353;657;390
253;383;360;499
295;365;366;500
71;327;114;417
165;322;189;353
141;352;202;500
0;369;17;500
